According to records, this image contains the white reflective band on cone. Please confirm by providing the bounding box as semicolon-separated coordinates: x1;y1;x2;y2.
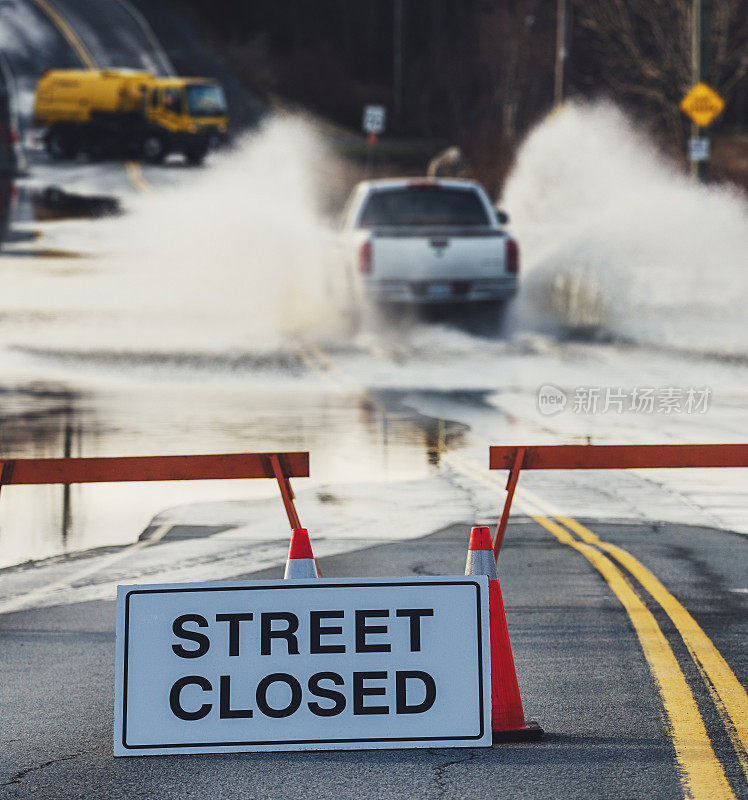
284;558;319;579
465;548;498;581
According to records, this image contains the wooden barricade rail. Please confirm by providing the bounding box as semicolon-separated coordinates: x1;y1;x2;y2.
488;443;748;560
0;451;309;530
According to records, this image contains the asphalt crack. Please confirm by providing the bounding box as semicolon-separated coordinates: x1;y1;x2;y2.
430;748;484;799
441;463;483;522
2;751;84;787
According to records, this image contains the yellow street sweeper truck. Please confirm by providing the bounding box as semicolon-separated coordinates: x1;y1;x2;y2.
33;69;228;164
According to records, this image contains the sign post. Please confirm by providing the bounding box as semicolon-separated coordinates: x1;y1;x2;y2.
680;0;722;183
679;82;724;183
115;576;491;754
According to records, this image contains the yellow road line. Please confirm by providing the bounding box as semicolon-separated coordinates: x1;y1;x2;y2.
296;342;364;391
30;0;96;68
443;450;740;797
125;161;154;194
524;510;735;800
558;514;748;778
448;451;747;761
296;346;328;378
289;344;743;792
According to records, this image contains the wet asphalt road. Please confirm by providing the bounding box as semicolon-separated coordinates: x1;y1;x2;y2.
3;2;746;796
1;518;745;800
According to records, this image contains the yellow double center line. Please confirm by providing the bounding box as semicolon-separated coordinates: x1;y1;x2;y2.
125;161;155;194
557;513;748;774
445;450;747;800
292;336;747;797
30;0;97;68
296;342;362;391
30;0;157;198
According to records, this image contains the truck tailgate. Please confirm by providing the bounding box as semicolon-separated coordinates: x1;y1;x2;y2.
371;229;505;280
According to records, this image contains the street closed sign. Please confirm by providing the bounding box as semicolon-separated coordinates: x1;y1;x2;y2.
114;576;491;754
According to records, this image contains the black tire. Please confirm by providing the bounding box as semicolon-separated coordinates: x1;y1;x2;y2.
86;138;108;162
141;134;166;164
45;126;78;160
185;144;208;165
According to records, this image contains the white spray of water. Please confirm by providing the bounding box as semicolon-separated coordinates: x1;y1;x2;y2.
3;115;345;361
7;104;747;374
502;102;748;356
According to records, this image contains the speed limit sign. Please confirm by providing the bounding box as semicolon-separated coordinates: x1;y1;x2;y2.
362;105;386;135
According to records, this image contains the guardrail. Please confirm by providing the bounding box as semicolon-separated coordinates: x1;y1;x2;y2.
0;451;309;529
489;444;748;560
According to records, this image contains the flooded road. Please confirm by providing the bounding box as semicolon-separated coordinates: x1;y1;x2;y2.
1;0;746;788
0;375;469;567
2;112;747;572
2;322;747;573
2;116;747;800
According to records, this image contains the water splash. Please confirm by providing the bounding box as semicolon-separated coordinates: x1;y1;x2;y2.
502;102;748;356
2;115;345;365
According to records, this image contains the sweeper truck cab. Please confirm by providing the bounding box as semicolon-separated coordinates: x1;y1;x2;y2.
33;69;228;164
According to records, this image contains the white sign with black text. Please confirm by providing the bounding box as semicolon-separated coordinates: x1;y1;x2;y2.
688;137;710;162
362;104;386;134
114;576;491;754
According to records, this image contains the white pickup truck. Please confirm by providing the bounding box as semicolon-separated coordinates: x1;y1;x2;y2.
339;178;518;311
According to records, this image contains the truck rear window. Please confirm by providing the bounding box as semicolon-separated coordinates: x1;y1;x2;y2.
358;187;490;227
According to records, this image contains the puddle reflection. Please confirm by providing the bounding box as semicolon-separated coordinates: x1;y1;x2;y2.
30;186;121;221
0;179;121;255
0;383;466;568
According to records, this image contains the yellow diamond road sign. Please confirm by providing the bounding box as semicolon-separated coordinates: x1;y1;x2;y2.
680;82;725;127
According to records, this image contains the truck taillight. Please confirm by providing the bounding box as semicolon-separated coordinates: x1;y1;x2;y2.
505;238;519;274
358;240;373;274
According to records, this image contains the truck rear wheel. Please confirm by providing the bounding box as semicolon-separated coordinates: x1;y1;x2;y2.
46;126;78;160
185;143;208;165
141;134;166;164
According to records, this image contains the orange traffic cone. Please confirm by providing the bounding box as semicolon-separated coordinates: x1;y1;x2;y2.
284;528;321;579
465;526;543;741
